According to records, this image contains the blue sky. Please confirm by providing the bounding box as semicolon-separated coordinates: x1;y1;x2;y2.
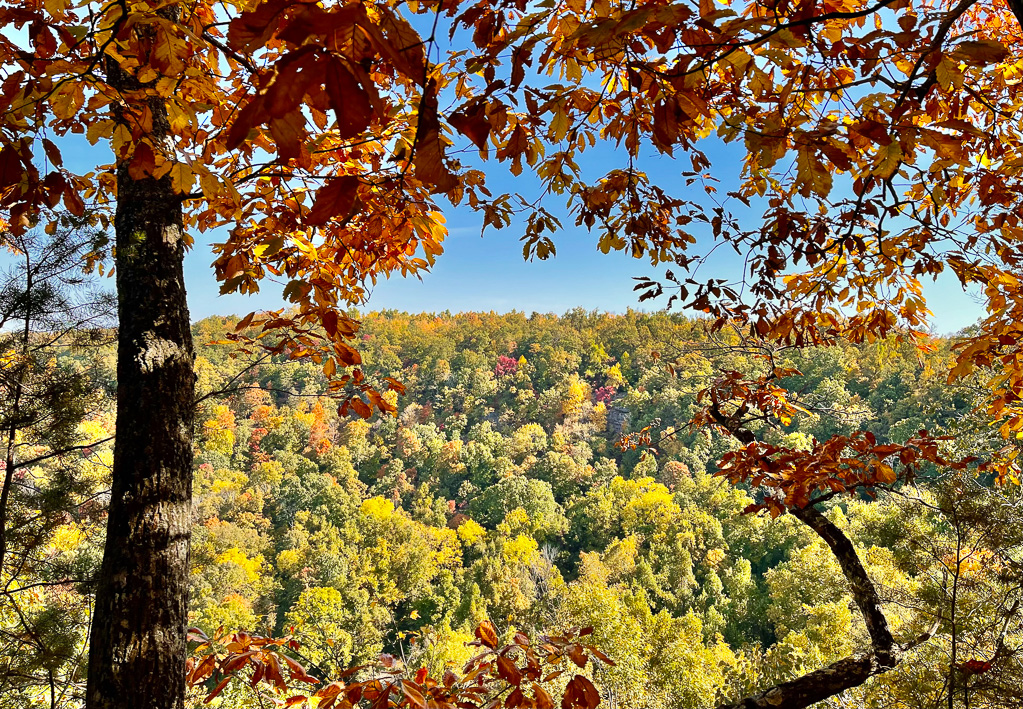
47;116;985;336
183;134;985;336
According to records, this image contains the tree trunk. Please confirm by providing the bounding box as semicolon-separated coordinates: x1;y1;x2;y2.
86;68;195;707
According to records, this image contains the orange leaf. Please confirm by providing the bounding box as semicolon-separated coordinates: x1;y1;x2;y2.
349;396;372;419
567;645;587;668
227;0;290;52
42;138;62;167
266;50;322;119
534;684;555;709
128;141;156;180
402;680;427;708
475;620;499;649
225;95;267;152
268;110;306;162
205;676;232;703
413;80;458;193
505;688;525;708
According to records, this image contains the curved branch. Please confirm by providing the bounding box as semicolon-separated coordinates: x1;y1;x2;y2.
790;504;896;665
718;653;886;709
715;502;935;709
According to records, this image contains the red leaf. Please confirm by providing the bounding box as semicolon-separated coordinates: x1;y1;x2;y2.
449;102;491;151
228;0;290;52
325;58;374;139
307;175;360;226
561;676;599;709
323;310;339;337
497;655;522;686
0;145;23;190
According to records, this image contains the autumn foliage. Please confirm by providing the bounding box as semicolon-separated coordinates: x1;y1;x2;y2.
6;0;1023;431
186;621;610;709
9;0;1023;706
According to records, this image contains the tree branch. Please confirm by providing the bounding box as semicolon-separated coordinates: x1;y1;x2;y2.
790;504;896;665
718;653;885;709
716;503;904;709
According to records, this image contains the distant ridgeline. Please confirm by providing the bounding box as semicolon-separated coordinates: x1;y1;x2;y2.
6;310;1020;708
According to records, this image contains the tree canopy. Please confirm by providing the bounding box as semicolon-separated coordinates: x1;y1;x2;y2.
5;0;1023;406
6;0;1023;707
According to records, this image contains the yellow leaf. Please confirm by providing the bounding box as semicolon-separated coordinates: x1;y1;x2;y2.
51;81;84;120
111;123;132;159
550;106;570;143
935;56;962;91
151;24;187;76
169;162;195;195
167;101;192;132
795;147;832;197
86;120;114;146
873;141;903;179
44;0;68;18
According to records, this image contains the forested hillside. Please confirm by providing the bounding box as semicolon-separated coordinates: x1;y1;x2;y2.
4;310;1021;708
